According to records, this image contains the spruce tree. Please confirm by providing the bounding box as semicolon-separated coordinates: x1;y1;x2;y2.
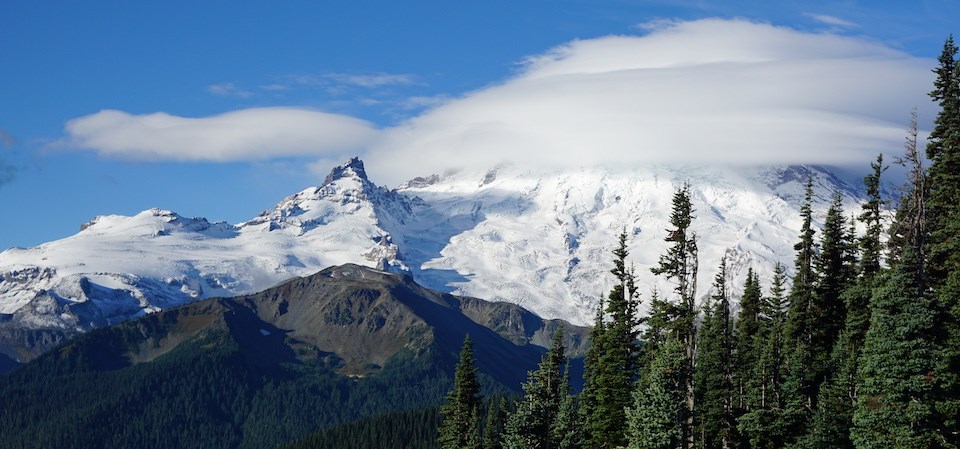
815;192;857;345
503;331;568;449
581;230;640;448
483;397;507;449
778;176;820;444
695;257;737;449
851;247;939;448
738;263;790;449
925;35;960;287
438;336;482;449
650;183;699;449
925;36;960;446
550;367;582;449
859;155;886;278
626;336;686;449
735;268;763;416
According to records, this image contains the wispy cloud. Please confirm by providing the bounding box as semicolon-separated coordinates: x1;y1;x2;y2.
207;82;254;98
398;94;452;110
364;18;933;184
324;72;417;88
805;13;859;29
261;72;417;94
62;107;377;162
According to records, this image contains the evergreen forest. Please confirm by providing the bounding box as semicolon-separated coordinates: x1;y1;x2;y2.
429;36;960;449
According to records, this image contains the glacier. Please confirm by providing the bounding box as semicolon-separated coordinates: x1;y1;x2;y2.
0;157;867;360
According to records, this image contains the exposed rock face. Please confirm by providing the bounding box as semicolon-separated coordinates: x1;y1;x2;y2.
0;158;867;363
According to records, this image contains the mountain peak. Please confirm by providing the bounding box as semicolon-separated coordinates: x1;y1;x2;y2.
323;157;368;185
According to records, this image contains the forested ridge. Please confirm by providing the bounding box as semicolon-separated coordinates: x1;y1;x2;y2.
430;36;960;449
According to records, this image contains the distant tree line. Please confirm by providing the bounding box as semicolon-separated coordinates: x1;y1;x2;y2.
435;35;960;449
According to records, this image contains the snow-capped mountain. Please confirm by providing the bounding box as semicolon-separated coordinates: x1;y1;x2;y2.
0;157;864;361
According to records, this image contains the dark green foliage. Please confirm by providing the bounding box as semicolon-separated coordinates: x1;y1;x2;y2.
852;248;940;448
551;370;582;449
925;36;960;448
503;331;569;449
483;397;507;449
859;155;887;278
0;326;452;449
581;230;641;448
438;336;482;449
281;407;442;449
814;192;857;345
925;35;960;288
695;257;737;449
738;264;790;449
650;184;698;449
778;176;821;443
626;336;686;449
735;268;763;417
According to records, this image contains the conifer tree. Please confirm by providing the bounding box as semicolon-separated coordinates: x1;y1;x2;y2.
859;155;886;278
799;157;890;449
925;36;960;446
815;192;857;343
439;336;482;449
778;176;820;444
581;230;640;448
483;397;507;449
503;331;568;449
735;267;763;415
626;336;686;449
738;263;789;449
851;247;939;448
580;297;605;446
550;367;582;449
695;257;737;449
650;184;698;449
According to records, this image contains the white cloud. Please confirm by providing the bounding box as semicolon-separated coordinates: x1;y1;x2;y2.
63;107;377;162
61;19;935;185
805;13;859;29
363;19;934;185
207;82;254;98
324;72;417;88
261;72;417;93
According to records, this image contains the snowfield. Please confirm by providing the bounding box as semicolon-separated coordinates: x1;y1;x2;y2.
0;158;865;333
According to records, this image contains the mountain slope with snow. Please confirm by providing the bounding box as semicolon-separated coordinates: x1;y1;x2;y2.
0;158;865;361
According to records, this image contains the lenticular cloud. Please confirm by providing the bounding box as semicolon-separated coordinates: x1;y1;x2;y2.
366;19;934;184
65;107;378;162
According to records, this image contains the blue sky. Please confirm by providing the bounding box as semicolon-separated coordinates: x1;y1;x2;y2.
1;0;957;251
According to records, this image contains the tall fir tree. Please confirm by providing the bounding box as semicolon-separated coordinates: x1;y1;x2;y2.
483;397;507;449
550;366;582;449
814;191;857;346
735;267;763;415
778;176;820;445
503;331;569;449
626;335;686;449
438;336;482;449
925;36;960;446
738;263;790;449
650;183;699;449
800;156;890;449
859;154;887;278
851;247;940;448
695;257;737;449
581;229;640;449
